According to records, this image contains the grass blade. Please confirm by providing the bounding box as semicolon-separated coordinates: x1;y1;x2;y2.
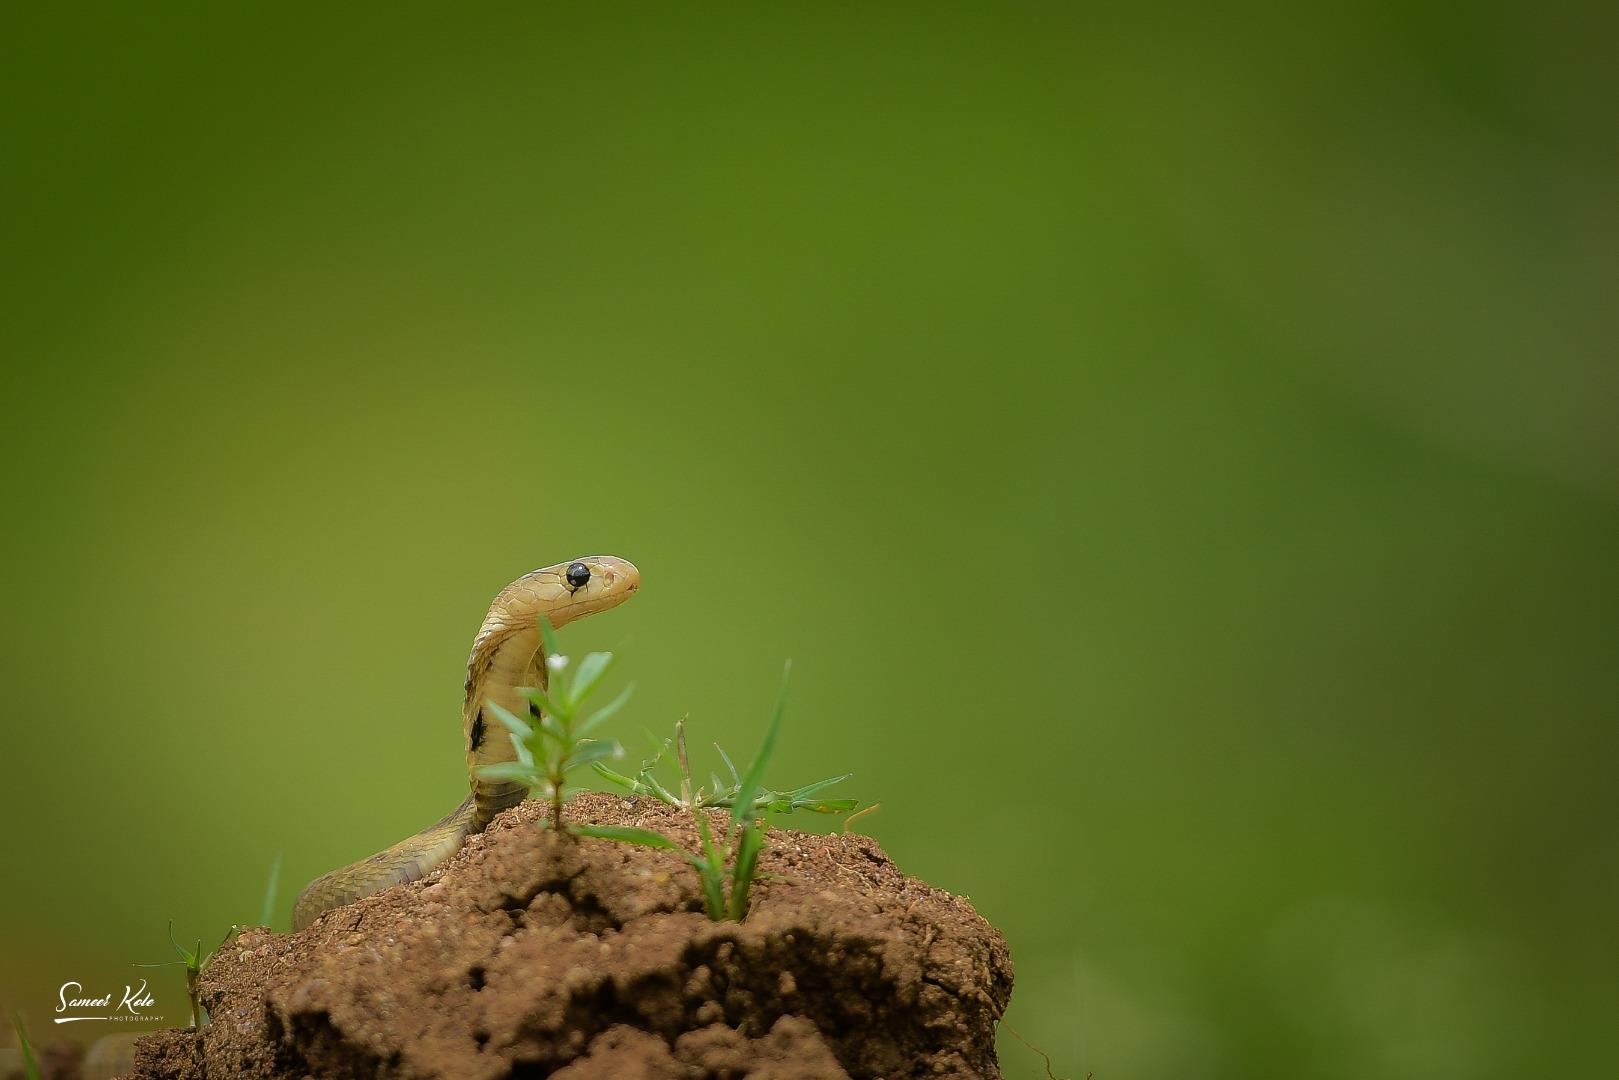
572;823;677;847
729;660;790;844
714;742;741;786
691;811;728;919
11;1013;40;1080
727;821;765;920
259;854;282;928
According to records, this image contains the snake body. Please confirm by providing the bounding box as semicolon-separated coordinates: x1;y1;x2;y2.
291;556;640;930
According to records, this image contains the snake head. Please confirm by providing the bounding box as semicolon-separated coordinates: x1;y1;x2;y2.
467;555;641;695
519;554;641;629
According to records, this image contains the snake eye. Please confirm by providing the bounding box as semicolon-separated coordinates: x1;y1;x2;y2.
566;562;591;589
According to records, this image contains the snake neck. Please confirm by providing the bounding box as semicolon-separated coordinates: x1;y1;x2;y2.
464;623;548;831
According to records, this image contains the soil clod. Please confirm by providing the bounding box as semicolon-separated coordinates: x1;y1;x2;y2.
118;793;1012;1079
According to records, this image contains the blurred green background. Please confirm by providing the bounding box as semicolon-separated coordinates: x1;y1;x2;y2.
2;5;1616;1078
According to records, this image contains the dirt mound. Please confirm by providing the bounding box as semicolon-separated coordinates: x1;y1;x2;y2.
122;792;1012;1078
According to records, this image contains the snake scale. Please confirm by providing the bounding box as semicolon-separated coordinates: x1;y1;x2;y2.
291;556;640;930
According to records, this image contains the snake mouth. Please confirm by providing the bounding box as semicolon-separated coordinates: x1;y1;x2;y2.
593;555;639;593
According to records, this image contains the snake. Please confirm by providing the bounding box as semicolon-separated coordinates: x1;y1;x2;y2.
291;555;641;930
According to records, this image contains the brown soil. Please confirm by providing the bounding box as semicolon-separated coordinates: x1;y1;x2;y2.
118;793;1012;1079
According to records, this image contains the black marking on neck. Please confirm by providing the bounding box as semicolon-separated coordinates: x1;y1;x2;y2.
470;709;486;752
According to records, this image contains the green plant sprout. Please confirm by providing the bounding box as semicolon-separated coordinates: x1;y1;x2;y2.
577;662;856;922
136;855;282;1029
135;922;212;1029
10;1012;41;1080
477;615;635;831
594;725;857;818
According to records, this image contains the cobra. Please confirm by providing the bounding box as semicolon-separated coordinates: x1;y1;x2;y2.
291;556;641;930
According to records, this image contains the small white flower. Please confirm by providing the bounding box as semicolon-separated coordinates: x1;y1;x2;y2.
546;654;569;672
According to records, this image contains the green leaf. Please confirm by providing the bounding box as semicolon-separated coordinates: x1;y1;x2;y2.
568;651;614;707
592;763;637;789
12;1013;40;1080
592;762;679;804
510;733;534;768
799;798;859;814
484;701;533;740
563;740;622;771
165;920;194;963
537;616;565;698
714;743;741;786
537;615;561;662
729;660;790;843
690;812;728;920
537;712;568;744
642;770;682;805
477;761;540;783
576;683;634;738
572;823;677;848
697;866;726;920
781;775;852;803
